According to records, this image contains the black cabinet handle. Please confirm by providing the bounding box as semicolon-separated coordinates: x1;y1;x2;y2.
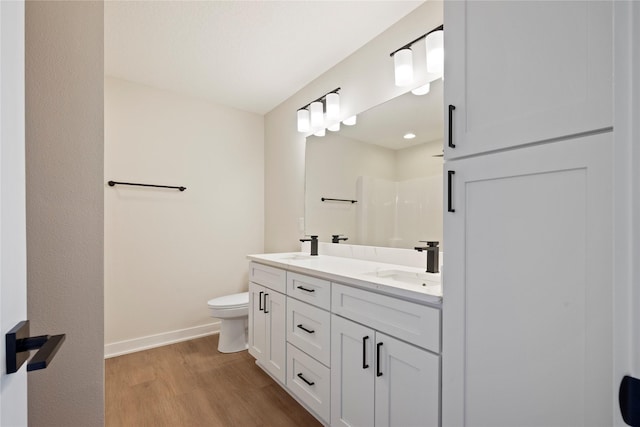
263;293;269;314
448;170;456;213
297;372;315;386
448;104;456;148
362;336;370;369
376;342;383;377
296;285;315;293
258;291;263;311
297;324;315;334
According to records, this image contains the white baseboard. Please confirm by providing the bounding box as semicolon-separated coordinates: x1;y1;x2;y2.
104;322;220;359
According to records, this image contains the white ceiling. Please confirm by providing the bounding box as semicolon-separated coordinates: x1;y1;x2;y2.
105;1;424;115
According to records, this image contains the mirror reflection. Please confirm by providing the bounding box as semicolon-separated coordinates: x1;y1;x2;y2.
305;79;444;249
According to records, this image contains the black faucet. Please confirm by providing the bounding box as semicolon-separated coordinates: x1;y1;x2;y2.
299;235;319;256
331;234;348;244
414;241;439;273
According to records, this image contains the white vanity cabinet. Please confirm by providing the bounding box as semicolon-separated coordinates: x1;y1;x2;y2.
331;284;441;427
444;0;612;159
248;262;286;384
247;258;443;426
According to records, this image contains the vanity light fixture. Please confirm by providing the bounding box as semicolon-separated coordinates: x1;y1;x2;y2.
343;115;357;126
310;101;324;129
411;82;431;96
390;24;444;87
326;92;340;121
296;88;341;135
297;109;310;132
393;48;413;87
425;27;444;75
314;127;326;137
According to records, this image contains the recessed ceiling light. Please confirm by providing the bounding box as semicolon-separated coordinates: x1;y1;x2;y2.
404;133;416;139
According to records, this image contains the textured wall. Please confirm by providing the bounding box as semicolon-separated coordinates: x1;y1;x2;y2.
25;2;104;426
264;1;443;252
104;77;264;351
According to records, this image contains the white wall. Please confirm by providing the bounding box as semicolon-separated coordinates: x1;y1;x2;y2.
104;77;264;355
264;1;443;252
26;1;104;425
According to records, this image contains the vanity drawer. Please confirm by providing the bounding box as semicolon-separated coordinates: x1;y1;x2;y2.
287;298;331;366
332;283;441;353
286;343;330;423
249;261;286;293
287;272;331;310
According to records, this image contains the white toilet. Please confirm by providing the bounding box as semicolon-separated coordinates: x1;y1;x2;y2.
207;292;249;353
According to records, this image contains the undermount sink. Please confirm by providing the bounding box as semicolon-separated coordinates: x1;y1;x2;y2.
364;269;440;288
277;254;314;261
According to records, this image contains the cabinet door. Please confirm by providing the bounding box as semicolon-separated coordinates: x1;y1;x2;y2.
264;289;286;384
443;133;613;426
248;282;266;361
374;332;440;427
444;1;612;159
331;315;375;427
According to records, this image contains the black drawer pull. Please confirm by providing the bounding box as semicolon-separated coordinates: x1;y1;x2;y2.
297;372;315;386
448;170;455;213
297;324;315;334
376;342;383;377
448;104;456;148
258;291;264;311
263;293;269;314
362;336;369;369
296;285;315;293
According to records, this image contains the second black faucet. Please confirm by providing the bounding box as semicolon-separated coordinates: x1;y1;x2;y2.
414;241;439;273
299;235;319;256
332;235;348;244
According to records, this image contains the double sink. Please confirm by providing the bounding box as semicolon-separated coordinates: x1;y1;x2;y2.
273;253;440;292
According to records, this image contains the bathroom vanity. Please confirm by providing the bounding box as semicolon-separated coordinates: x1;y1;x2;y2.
247;252;442;426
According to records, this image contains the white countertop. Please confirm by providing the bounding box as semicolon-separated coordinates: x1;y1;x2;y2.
247;252;442;306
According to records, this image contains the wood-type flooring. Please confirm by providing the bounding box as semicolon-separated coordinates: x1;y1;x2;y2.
105;335;321;427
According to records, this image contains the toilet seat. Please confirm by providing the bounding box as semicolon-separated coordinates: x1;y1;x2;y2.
207;292;248;310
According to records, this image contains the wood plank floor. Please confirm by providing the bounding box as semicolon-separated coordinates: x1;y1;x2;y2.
105;335;322;427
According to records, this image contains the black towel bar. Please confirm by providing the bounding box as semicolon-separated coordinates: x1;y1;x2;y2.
108;180;186;191
321;197;357;204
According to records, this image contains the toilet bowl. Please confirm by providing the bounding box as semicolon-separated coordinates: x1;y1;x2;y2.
207;292;249;353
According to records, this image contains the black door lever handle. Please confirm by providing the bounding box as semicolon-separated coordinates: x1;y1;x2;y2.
6;320;66;374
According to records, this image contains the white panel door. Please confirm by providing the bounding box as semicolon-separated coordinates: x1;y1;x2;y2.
0;1;28;425
248;282;266;361
264;289;286;384
374;332;440;427
442;133;613;426
331;315;374;427
444;0;612;159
